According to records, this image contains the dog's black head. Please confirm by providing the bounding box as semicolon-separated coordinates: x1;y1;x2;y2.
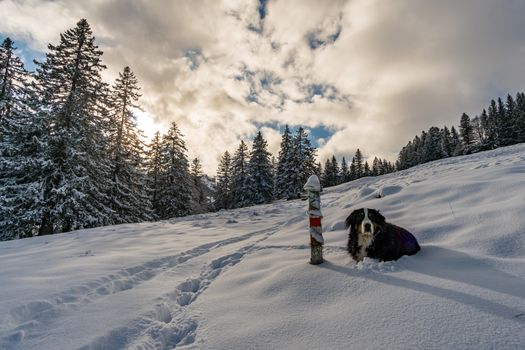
345;208;385;236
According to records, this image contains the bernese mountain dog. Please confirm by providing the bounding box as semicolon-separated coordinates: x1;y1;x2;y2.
345;208;420;262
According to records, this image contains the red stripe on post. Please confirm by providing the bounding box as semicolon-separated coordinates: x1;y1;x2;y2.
309;217;322;227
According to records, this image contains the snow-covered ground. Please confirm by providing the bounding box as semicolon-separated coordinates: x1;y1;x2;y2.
1;144;525;350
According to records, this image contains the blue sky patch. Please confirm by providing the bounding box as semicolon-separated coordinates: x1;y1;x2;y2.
184;48;204;70
253;121;338;148
0;34;44;71
247;0;269;33
306;24;342;50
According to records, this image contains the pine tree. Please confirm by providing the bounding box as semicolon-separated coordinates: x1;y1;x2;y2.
440;126;453;157
363;161;370;176
471;115;484;150
245;131;274;205
478;109;492;150
340;157;350;183
416;132;426;162
34;19;115;234
515;92;525;143
315;162;322;179
289;127;317;198
505;94;519;145
423;126;444;161
496;97;513;146
487;99;499;148
231;140;249;207
381;159;390;174
107;66;151;223
321;158;332;187
331;155;340;184
450;126;462;156
0;38;29;125
190;157;208;213
459;113;475;154
0;38;46;240
275;125;294;199
397;145;411;171
215;151;233;210
146;131;163;218
372;156;380;175
349;156;357;180
322;155;340;187
157;122;192;218
271;156;277;181
354;149;363;178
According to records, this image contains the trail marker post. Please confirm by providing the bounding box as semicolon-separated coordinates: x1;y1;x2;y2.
304;175;324;265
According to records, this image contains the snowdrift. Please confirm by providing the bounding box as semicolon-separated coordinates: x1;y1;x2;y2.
1;144;525;349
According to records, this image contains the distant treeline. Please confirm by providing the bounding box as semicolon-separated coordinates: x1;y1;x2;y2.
397;93;525;170
320;149;395;188
213;125;396;211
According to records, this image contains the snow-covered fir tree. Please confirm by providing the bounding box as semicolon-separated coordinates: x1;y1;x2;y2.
157;122;192;219
516;92;525;142
450;126;461;156
423;126;444;161
0;38;46;240
107;66;151;223
289;127;317;197
215;151;233;210
231;140;249;207
440;126;453;157
315;161;323;179
349;156;357;179
322;155;339;187
471;115;486;150
0;38;28;124
340;156;350;183
190;157;209;213
331;155;340;183
146;131;164;219
354;149;363;178
274;125;295;199
245;131;274;205
34;19;115;234
487;99;499;148
505;94;519;145
371;157;380;175
271;156;276;179
363;161;370;177
322;158;332;187
459;113;475;154
478;109;494;150
496;97;514;147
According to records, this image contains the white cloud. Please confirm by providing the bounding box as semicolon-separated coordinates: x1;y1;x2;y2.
2;0;525;173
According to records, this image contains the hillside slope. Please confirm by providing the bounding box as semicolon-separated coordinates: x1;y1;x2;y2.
1;144;524;350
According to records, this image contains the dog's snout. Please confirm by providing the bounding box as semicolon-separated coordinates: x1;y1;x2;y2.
364;223;372;232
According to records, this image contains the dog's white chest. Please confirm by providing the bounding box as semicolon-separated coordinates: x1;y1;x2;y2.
357;233;374;261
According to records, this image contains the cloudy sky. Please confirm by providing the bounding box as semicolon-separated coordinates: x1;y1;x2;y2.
1;0;525;173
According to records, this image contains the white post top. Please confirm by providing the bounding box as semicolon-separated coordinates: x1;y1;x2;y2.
304;175;321;191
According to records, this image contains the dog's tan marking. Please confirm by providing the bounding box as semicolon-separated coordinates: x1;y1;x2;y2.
357;232;374;261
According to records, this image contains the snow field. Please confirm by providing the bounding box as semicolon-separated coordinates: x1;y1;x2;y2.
1;144;525;349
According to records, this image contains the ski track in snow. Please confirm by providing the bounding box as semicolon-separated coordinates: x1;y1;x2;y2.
0;215;302;349
77;215;308;350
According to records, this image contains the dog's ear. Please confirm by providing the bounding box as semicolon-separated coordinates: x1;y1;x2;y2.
370;209;386;224
345;210;357;230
